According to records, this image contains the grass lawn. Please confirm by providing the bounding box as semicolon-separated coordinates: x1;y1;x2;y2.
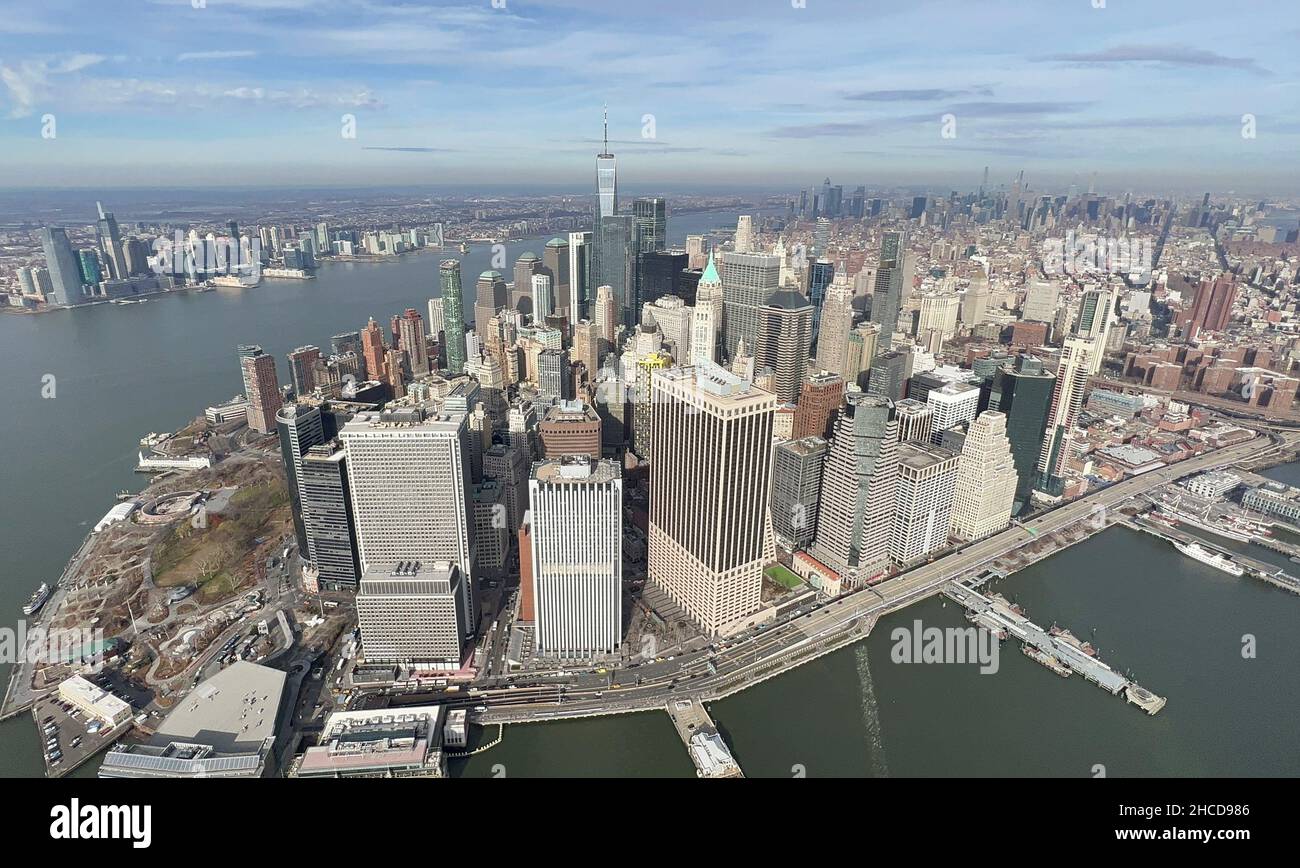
764;564;803;590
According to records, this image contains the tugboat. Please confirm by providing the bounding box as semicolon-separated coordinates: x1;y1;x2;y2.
23;583;51;616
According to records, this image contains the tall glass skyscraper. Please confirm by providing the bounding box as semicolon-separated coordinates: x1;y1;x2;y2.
440;259;467;374
808;258;834;342
39;227;86;306
870;231;907;342
594;214;634;328
596;107;617;220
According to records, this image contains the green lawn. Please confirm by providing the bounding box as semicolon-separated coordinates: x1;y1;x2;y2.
764;564;803;590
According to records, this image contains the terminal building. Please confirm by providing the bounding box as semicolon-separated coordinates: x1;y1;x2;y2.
294;705;448;778
99;661;286;778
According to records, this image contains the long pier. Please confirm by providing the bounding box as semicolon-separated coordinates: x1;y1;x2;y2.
943;582;1166;714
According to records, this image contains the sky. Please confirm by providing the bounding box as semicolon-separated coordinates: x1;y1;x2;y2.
1;0;1298;196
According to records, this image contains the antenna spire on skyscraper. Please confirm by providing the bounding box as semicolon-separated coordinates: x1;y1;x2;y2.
603;104;609;154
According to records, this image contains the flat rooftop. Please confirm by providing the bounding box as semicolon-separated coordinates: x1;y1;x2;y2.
152;661;286;753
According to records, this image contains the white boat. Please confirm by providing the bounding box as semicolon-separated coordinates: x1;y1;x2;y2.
1172;541;1245;577
23;583;51;615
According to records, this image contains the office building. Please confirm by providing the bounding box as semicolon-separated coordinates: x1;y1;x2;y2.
891;442;960;566
809;391;900;585
356;562;465;670
339;405;476;627
771;436;827;550
815;281;855;376
239;345;282;435
987;354;1055;512
926;382;980;444
595;214;635;327
648;364;775;636
542;237;571;317
538;348;571;401
276;402;326;553
40;226;86;306
95;202;130;281
299;442;361;591
398;309;430;377
596;107;617;219
528;457;623;657
287;346;322;397
866;349;911;402
1184;274;1237;339
512;252;543;316
722;251;781;361
440;260;468;374
949;411;1018;541
894;398;934;444
474;270;508;337
734;215;754;253
791;371;844;440
692;252;723;365
755;290;813;403
568;231;594;320
870;231;908;340
538;400;602;459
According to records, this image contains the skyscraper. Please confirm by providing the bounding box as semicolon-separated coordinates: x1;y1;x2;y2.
949;411;1018;541
595;106;617;220
649;364;775;636
925;382;980;444
791;371;844;440
512;252;543;316
339;404;477;629
807;259;834;339
691;252;722;366
815;280;855;376
734;215;754;253
474;270;508;338
594;284;618;354
542;237;571;317
361;318;387;383
299;442;361;591
239;345;281;435
95;202;129;281
771;436;827;551
532;273;554;319
39;227;86;306
287;346;321;397
440;260;468;374
594;214;634;327
809;391;899;586
528;457;623;657
568;231;594;321
755;290;813;403
891;442;960;566
1037;289;1113;492
356;562;465;669
633;197;667;254
870;231;908;343
276;403;326;555
398;309;429;377
721;251;781;360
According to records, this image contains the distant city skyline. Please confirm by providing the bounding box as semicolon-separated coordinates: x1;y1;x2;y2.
1;0;1298;193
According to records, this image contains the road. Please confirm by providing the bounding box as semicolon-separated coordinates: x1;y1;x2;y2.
442;431;1282;725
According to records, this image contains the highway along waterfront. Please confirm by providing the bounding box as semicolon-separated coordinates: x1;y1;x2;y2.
449;522;1300;778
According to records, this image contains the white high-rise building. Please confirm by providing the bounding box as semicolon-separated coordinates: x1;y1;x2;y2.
814;280;855;376
528;457;623;657
949;411;1018;541
891;442;960;566
339;404;476;628
649;364;774;636
595;284;618;354
531;273;554;320
925;382;980;444
692;252;722;366
643;294;693;362
734;215;754;253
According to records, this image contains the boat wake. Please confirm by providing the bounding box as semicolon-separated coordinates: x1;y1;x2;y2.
854;644;890;778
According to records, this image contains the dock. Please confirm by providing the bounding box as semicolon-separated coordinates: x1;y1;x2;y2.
1125;516;1300;595
666;699;743;778
943;582;1166;715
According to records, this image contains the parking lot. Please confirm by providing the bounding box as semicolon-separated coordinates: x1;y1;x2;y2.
32;691;132;777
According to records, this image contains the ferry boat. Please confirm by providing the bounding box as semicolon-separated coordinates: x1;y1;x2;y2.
23;583;51;616
458;241;470;254
1172;541;1245;577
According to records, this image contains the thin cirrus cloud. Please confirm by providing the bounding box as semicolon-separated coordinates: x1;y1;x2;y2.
176;50;258;62
1035;44;1269;74
361;146;457;153
766;101;1091;138
842;87;994;102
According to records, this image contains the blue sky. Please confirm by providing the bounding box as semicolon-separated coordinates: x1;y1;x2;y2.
1;0;1298;194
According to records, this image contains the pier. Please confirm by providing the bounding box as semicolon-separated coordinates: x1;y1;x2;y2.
1125;516;1300;595
666;699;742;778
943;582;1166;714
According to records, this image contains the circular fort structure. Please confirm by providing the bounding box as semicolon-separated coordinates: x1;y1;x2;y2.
137;491;204;525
